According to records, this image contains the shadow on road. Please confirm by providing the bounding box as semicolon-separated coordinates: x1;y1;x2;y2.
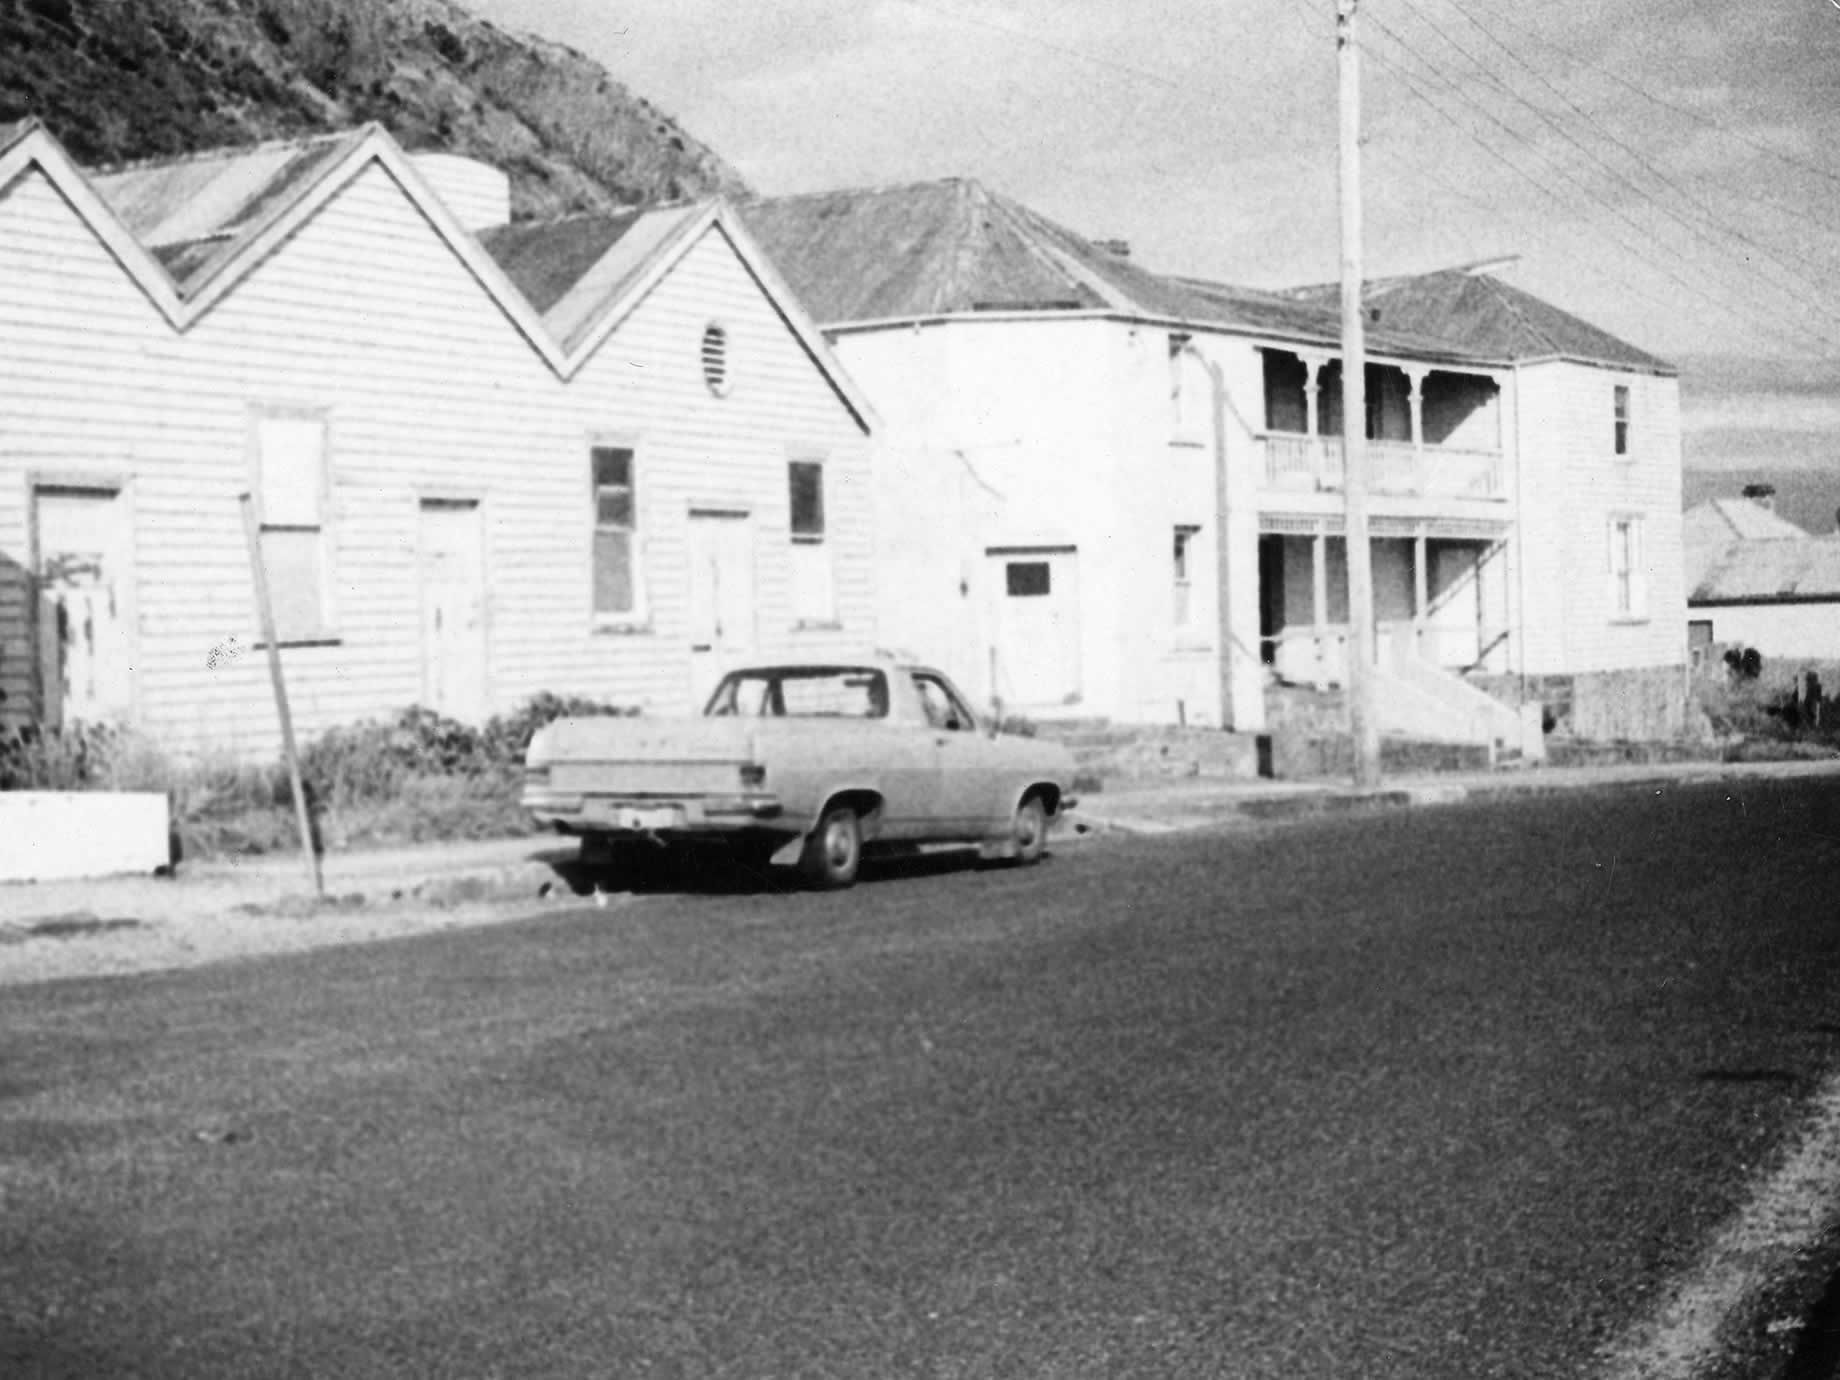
532;843;1042;897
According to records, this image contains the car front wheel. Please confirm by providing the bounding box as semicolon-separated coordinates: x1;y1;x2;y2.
800;804;862;889
1011;796;1048;865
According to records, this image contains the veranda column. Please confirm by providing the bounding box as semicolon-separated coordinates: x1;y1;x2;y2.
1405;366;1427;492
1302;354;1325;487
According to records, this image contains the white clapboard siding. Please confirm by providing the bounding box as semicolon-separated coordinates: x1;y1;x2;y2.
1514;361;1685;675
1;157;872;759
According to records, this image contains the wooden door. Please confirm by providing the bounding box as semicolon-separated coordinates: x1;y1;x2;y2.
988;549;1081;708
687;509;756;711
418;499;488;721
34;486;133;727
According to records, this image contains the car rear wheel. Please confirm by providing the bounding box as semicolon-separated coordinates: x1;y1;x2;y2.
1011;796;1048;865
800;804;862;889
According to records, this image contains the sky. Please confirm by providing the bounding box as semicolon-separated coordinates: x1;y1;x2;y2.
468;0;1840;512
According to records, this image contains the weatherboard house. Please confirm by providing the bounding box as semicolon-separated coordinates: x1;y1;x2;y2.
0;119;875;754
742;179;1689;743
1684;496;1840;663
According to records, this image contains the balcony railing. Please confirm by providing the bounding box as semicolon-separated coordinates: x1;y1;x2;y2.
1262;433;1503;501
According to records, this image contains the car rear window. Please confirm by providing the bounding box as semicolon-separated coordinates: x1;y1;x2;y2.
707;668;889;718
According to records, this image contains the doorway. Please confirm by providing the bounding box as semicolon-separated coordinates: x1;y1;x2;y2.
687;509;756;710
418;498;488;721
987;546;1081;707
34;485;133;727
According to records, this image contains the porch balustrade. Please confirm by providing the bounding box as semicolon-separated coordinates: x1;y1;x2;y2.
1261;433;1502;500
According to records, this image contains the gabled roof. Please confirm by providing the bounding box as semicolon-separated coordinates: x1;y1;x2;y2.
3;121;870;426
479;202;875;431
480;204;705;354
90;131;367;297
1283;269;1674;375
1691;534;1840;604
737;178;1481;362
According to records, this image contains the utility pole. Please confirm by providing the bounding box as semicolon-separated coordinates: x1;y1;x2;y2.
1338;0;1382;789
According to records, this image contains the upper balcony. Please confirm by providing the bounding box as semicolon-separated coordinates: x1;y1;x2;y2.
1258;348;1505;504
1263;434;1502;500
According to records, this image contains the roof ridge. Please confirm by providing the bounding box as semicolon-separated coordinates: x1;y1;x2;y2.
1470;273;1564;359
87;124;370;178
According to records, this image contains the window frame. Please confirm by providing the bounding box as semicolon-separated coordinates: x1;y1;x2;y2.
911;670;979;734
787;454;838;627
589;439;645;629
1613;384;1631;458
1607;512;1647;622
1172;524;1201;631
248;405;338;647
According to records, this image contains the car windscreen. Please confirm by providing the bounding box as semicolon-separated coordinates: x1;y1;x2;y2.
706;668;890;718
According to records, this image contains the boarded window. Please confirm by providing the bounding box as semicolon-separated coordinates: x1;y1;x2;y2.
256;415;332;643
788;460;833;623
1006;561;1051;597
592;446;636;617
1613;385;1631;457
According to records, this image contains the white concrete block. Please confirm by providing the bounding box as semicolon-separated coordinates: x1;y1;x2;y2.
0;792;171;882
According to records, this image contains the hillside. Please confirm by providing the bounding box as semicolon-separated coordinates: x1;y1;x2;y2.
0;0;750;217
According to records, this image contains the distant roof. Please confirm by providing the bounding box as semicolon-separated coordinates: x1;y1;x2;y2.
1685;497;1810;545
1283;269;1674;374
1692;534;1840;604
738;178;1479;361
479;205;707;353
88;129;366;295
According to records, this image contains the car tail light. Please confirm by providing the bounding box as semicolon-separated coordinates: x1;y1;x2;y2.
739;763;767;788
524;764;551;787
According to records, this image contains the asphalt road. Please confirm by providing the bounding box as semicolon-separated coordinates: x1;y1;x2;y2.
4;777;1839;1379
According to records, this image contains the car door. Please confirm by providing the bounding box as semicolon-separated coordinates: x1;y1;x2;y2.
910;671;1005;839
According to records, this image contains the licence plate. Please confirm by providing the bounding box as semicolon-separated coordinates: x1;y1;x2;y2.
614;805;683;831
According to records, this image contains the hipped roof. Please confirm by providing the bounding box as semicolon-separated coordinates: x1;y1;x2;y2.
738;178;1478;362
741;177;1670;371
1282;269;1675;374
1692;535;1840;603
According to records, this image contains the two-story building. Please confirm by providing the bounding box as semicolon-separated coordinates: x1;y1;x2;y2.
742;178;1688;743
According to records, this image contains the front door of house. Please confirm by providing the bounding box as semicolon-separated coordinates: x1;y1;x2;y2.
34;486;133;728
687;509;756;711
988;547;1081;708
418;499;488;721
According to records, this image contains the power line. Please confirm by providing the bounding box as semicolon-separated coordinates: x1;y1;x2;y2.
1358;30;1840;354
1393;0;1840;314
1268;0;1823;354
1460;0;1840;195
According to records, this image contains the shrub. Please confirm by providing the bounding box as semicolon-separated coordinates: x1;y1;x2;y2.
0;719;120;790
1;693;638;856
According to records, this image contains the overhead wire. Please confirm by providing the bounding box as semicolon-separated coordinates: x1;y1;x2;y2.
1357;13;1840;354
1254;1;1823;354
1392;0;1840;315
1458;0;1840;195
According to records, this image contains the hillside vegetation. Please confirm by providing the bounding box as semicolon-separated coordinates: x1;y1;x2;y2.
1;0;749;216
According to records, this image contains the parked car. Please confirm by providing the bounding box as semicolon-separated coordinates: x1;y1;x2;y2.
522;657;1077;888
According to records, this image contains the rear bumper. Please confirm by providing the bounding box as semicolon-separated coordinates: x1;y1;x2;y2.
522;790;785;833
